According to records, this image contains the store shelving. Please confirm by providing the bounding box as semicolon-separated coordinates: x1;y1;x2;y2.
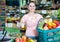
0;0;5;31
0;1;6;42
5;5;21;38
20;0;60;10
5;6;20;27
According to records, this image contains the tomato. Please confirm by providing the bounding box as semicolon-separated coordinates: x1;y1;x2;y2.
15;38;21;42
53;20;60;26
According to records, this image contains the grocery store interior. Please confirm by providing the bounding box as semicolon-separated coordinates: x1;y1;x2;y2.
0;0;60;42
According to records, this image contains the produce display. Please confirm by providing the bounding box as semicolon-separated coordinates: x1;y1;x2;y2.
51;9;60;20
6;6;20;23
5;27;21;38
15;36;36;42
57;8;60;19
0;0;60;42
9;33;20;37
38;17;60;30
0;3;5;31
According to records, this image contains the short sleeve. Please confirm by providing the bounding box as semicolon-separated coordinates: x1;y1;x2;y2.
37;14;43;19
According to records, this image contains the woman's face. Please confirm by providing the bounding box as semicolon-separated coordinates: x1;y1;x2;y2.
28;2;36;12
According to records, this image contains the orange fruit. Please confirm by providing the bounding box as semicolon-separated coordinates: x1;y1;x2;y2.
48;26;52;30
52;23;57;28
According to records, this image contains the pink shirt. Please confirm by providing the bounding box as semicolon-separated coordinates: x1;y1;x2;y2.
20;14;43;37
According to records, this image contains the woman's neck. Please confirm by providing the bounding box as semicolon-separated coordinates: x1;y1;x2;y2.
29;12;35;15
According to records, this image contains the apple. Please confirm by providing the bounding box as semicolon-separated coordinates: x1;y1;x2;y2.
57;26;60;28
43;26;49;30
53;20;60;26
43;23;49;30
43;23;48;28
56;24;60;28
15;38;21;42
58;22;60;26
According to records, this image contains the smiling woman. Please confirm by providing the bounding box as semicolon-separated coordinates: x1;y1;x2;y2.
20;1;43;40
27;1;36;12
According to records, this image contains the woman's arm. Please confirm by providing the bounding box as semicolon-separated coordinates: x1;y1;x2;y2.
20;15;27;28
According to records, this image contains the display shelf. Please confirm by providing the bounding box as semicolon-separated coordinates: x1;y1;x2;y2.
5;6;20;28
0;15;5;18
0;1;5;31
0;1;6;42
20;0;60;10
21;8;53;13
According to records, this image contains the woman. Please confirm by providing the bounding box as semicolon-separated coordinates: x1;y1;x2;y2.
20;1;43;39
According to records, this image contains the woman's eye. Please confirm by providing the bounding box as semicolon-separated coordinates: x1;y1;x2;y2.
30;5;32;7
33;6;35;7
29;5;35;7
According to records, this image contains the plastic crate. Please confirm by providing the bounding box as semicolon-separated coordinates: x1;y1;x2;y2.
37;28;60;42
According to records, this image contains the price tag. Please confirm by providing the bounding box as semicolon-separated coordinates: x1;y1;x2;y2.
21;10;26;13
7;23;13;27
41;10;47;14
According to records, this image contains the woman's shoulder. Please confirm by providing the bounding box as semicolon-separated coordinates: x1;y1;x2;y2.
36;13;43;17
36;13;43;19
23;14;28;17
